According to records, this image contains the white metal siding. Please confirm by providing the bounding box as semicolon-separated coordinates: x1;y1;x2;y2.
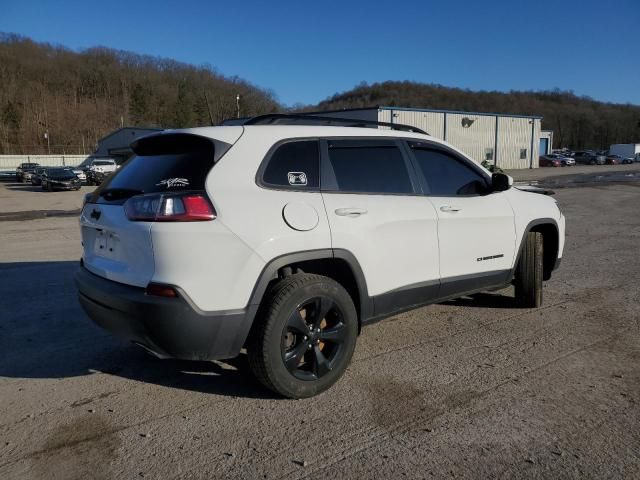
445;113;496;164
384;110;445;138
497;118;540;169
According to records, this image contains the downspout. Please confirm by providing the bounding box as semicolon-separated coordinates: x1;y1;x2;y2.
494;115;499;168
529;118;535;169
443;112;447;141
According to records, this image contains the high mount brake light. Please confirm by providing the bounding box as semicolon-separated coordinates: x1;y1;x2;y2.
124;192;216;222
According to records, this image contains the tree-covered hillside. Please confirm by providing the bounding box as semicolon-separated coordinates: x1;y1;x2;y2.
0;34;279;154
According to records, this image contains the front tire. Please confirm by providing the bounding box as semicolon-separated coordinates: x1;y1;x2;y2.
247;274;358;398
514;231;543;308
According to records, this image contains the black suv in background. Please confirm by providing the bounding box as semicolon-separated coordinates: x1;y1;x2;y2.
16;162;40;182
573;151;606;165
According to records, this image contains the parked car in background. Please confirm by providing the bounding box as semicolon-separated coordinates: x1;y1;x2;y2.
72;167;87;183
551;154;575;166
30;167;47;186
539;155;561;167
41;167;82;191
86;169;111;186
573;151;606;165
16;162;40;182
605;154;623;165
87;158;118;174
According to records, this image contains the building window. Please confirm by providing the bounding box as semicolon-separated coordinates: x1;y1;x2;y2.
484;148;494;161
520;148;527;159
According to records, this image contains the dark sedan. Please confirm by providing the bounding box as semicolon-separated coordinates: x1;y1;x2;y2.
539;155;561;167
30;167;47;186
41;168;82;191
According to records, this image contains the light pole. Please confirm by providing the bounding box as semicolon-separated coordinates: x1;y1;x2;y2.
236;94;240;119
44;131;50;155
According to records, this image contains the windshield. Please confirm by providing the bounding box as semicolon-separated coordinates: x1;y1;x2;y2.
48;168;77;179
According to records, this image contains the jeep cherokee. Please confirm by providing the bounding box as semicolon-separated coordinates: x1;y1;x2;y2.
75;115;565;398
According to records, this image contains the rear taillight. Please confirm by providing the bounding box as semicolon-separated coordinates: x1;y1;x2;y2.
124;192;216;222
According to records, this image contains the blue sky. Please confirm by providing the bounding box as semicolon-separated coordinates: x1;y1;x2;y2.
1;0;639;106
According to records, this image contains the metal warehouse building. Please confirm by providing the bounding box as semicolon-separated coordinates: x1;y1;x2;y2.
310;107;548;169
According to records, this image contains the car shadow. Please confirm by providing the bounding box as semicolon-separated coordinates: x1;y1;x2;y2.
0;260;278;399
442;291;518;309
4;183;44;191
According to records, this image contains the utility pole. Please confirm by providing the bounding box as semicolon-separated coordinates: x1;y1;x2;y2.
236;94;240;119
203;91;214;125
44;131;50;155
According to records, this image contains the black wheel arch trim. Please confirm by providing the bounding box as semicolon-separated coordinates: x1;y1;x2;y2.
246;248;372;324
511;217;560;279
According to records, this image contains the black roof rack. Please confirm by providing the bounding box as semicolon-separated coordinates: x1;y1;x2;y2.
241;113;429;135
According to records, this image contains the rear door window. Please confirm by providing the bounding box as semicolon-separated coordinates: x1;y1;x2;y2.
325;140;414;194
261;140;320;189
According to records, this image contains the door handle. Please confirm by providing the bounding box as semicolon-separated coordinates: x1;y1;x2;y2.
335;207;368;217
439;205;461;213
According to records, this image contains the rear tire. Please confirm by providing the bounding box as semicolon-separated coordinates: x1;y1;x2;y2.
247;274;358;398
514;232;543;308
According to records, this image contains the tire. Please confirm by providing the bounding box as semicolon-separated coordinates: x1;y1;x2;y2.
514;231;543;308
589;159;596;165
247;273;358;398
47;182;53;192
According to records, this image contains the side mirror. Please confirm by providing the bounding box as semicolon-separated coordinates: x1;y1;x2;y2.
492;173;512;192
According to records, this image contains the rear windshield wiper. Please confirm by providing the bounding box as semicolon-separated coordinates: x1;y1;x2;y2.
99;188;144;200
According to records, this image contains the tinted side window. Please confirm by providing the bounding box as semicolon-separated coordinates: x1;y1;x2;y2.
327;141;413;194
411;147;488;196
262;141;319;189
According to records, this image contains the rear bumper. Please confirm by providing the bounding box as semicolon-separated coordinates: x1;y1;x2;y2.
75;266;256;361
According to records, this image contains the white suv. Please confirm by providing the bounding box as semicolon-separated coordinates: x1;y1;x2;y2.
75;115;565;398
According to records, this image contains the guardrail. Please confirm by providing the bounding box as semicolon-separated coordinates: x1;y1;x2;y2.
0;155;90;170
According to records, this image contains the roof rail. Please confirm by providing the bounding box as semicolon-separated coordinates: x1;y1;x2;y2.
241;113;429;135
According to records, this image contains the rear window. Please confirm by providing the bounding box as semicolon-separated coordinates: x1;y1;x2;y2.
93;134;216;202
261;140;320;189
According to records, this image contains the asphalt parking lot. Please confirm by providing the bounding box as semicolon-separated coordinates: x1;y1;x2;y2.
0;169;639;479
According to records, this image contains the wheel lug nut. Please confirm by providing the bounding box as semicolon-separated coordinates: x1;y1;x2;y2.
308;344;312;349
303;336;307;340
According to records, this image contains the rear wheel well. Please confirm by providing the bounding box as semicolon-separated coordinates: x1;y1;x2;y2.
529;223;559;280
263;258;362;324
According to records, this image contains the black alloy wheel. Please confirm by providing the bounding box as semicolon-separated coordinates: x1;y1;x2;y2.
282;295;348;381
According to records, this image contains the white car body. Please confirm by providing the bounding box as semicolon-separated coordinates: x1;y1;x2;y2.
88;159;118;174
72;168;87;182
75;122;565;369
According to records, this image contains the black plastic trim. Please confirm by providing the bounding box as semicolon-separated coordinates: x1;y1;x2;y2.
367;270;511;324
75;266;256;361
511;218;560;279
243;113;429;135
